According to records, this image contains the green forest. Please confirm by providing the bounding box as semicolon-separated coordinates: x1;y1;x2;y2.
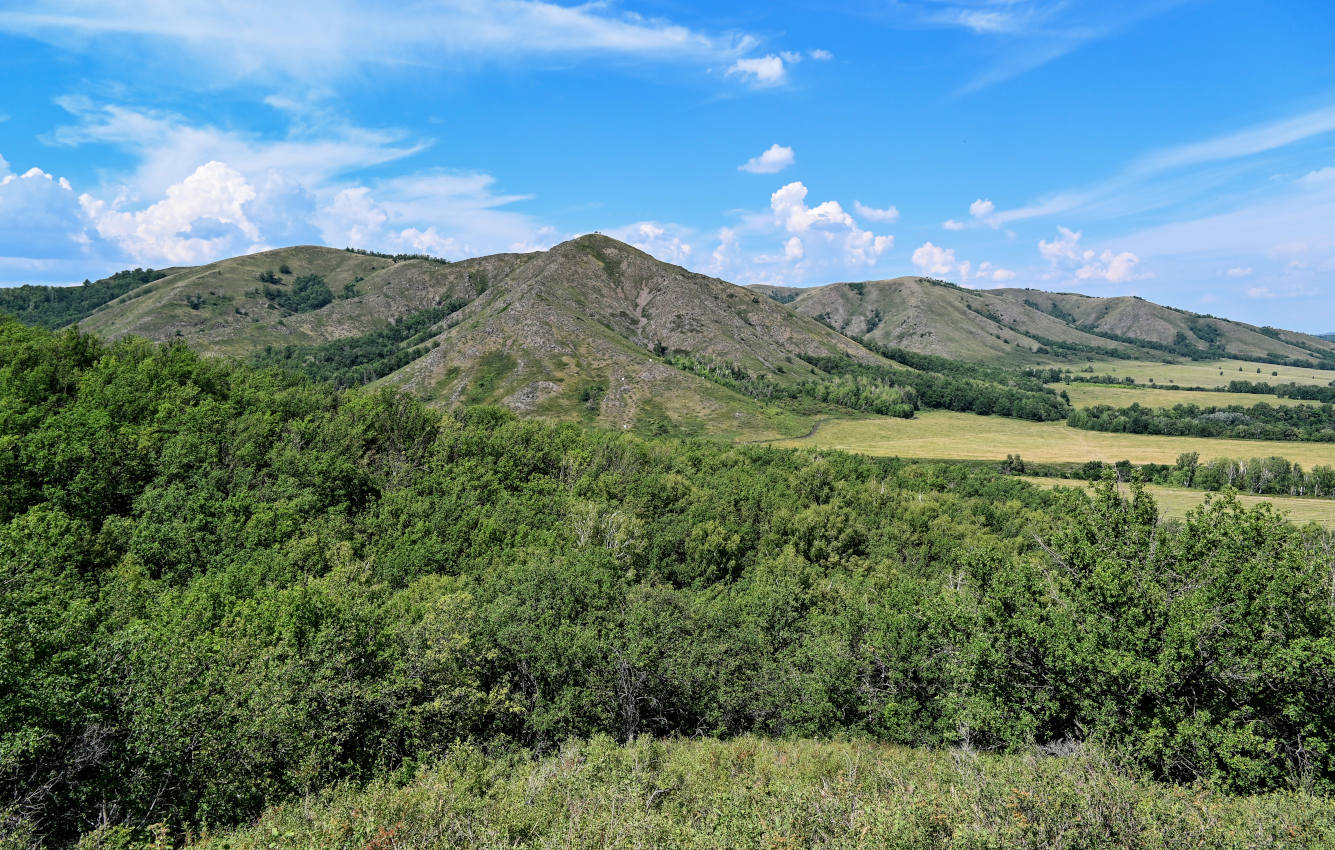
4;316;1335;846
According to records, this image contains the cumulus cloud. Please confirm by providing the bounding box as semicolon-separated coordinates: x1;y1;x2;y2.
80;161;263;264
942;219;965;231
28;99;551;268
910;240;1012;285
808;48;833;60
605;221;694;265
1039;225;1146;283
738;144;795;174
912;242;957;276
0;158;92;258
853;201;899;223
769;181;892;267
727;54;786;87
1226;266;1253;278
976;261;1016;282
969;198;995;219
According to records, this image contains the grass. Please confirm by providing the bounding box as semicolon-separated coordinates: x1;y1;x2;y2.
1020;476;1335;527
1072;358;1335;389
772;410;1335;467
125;736;1335;849
1057;382;1309;409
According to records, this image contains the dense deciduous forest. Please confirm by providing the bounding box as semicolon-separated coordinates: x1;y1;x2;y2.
3;317;1335;847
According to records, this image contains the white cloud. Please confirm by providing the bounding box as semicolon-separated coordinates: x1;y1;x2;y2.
710;226;740;273
779;50;803;64
727;54;786;87
942;219;965;231
853;201;899;223
1226;266;1253;278
969;198;995;219
976;261;1016;282
912;242;957;276
911;240;1012;285
0;0;760;85
605;221;694;265
738;144;795;174
35;100;548;265
80;161;262;264
1247;286;1274;299
784;236;804;260
808;48;833;61
52;98;423;199
0;156;93;258
1039;225;1145;283
771;182;856;233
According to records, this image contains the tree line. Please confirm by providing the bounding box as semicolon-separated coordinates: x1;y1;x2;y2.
1068;400;1335;441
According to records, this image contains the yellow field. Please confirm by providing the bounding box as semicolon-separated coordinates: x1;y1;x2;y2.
1020;476;1335;527
1056;382;1307;408
1073;358;1335;389
774;411;1335;467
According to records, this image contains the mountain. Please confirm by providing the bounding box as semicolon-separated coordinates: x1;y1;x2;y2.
754;277;1335;367
77;235;886;438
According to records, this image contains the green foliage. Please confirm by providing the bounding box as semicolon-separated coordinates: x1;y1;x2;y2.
263;273;334;314
343;247;451;265
3;318;1335;844
0;268;165;329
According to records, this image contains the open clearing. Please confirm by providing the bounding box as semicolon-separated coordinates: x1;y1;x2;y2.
1072;358;1335;389
1056;382;1308;408
773;410;1335;467
1020;476;1335;527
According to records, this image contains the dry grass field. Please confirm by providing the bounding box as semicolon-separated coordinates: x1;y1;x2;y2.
1020;476;1335;527
1071;358;1335;389
1056;383;1309;408
773;410;1335;467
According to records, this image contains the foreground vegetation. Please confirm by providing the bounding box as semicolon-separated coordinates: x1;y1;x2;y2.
164;737;1335;849
4;318;1335;846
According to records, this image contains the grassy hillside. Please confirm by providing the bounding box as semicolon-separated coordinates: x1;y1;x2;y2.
756;277;1143;367
177;737;1335;850
757;277;1335;369
72;236;893;439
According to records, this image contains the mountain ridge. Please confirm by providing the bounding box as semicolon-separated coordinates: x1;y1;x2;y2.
3;234;1330;436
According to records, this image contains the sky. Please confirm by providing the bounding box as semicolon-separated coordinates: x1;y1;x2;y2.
0;1;1333;331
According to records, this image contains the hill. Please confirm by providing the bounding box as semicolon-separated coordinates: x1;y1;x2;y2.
755;278;1335;368
76;236;887;437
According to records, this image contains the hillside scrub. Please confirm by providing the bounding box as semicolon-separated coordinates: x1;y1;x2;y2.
176;737;1335;849
2;317;1335;844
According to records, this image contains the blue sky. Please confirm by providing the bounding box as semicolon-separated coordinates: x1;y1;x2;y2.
1;1;1333;330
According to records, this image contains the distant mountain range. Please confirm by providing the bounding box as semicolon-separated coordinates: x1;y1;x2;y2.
4;234;1333;437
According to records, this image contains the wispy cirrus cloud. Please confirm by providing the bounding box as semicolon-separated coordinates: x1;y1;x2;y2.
0;0;788;89
885;1;1186;94
989;101;1335;228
